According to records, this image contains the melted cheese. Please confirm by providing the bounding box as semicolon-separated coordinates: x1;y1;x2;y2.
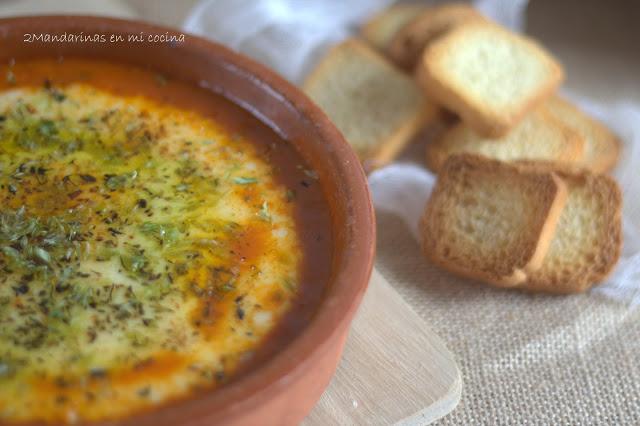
0;84;303;423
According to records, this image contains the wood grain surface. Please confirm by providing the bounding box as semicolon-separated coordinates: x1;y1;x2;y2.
304;269;461;425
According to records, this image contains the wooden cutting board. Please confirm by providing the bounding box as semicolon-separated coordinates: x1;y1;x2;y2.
304;269;461;425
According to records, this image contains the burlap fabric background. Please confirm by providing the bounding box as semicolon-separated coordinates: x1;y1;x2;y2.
377;208;640;424
373;2;640;423
3;0;638;423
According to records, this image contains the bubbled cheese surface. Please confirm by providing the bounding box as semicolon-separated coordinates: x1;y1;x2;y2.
0;84;303;423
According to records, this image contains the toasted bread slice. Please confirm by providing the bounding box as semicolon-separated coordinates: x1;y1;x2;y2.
388;3;486;70
516;162;622;294
417;23;564;137
360;4;427;52
546;96;621;173
425;108;584;173
420;154;568;287
304;38;429;172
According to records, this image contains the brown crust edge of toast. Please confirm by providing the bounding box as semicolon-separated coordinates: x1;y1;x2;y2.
522;171;569;274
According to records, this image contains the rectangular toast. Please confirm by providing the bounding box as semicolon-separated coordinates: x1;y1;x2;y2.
517;162;622;293
304;38;431;172
417;23;564;137
546;96;621;173
425;108;584;173
361;4;426;52
420;154;568;287
388;3;486;70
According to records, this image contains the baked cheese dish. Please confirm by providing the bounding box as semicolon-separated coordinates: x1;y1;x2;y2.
0;65;328;424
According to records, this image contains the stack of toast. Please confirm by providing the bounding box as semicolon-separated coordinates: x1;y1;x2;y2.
304;3;623;293
421;154;621;293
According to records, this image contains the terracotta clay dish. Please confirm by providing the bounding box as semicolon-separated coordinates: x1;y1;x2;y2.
0;16;375;426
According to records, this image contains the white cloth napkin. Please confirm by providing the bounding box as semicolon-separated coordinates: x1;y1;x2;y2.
184;0;640;304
